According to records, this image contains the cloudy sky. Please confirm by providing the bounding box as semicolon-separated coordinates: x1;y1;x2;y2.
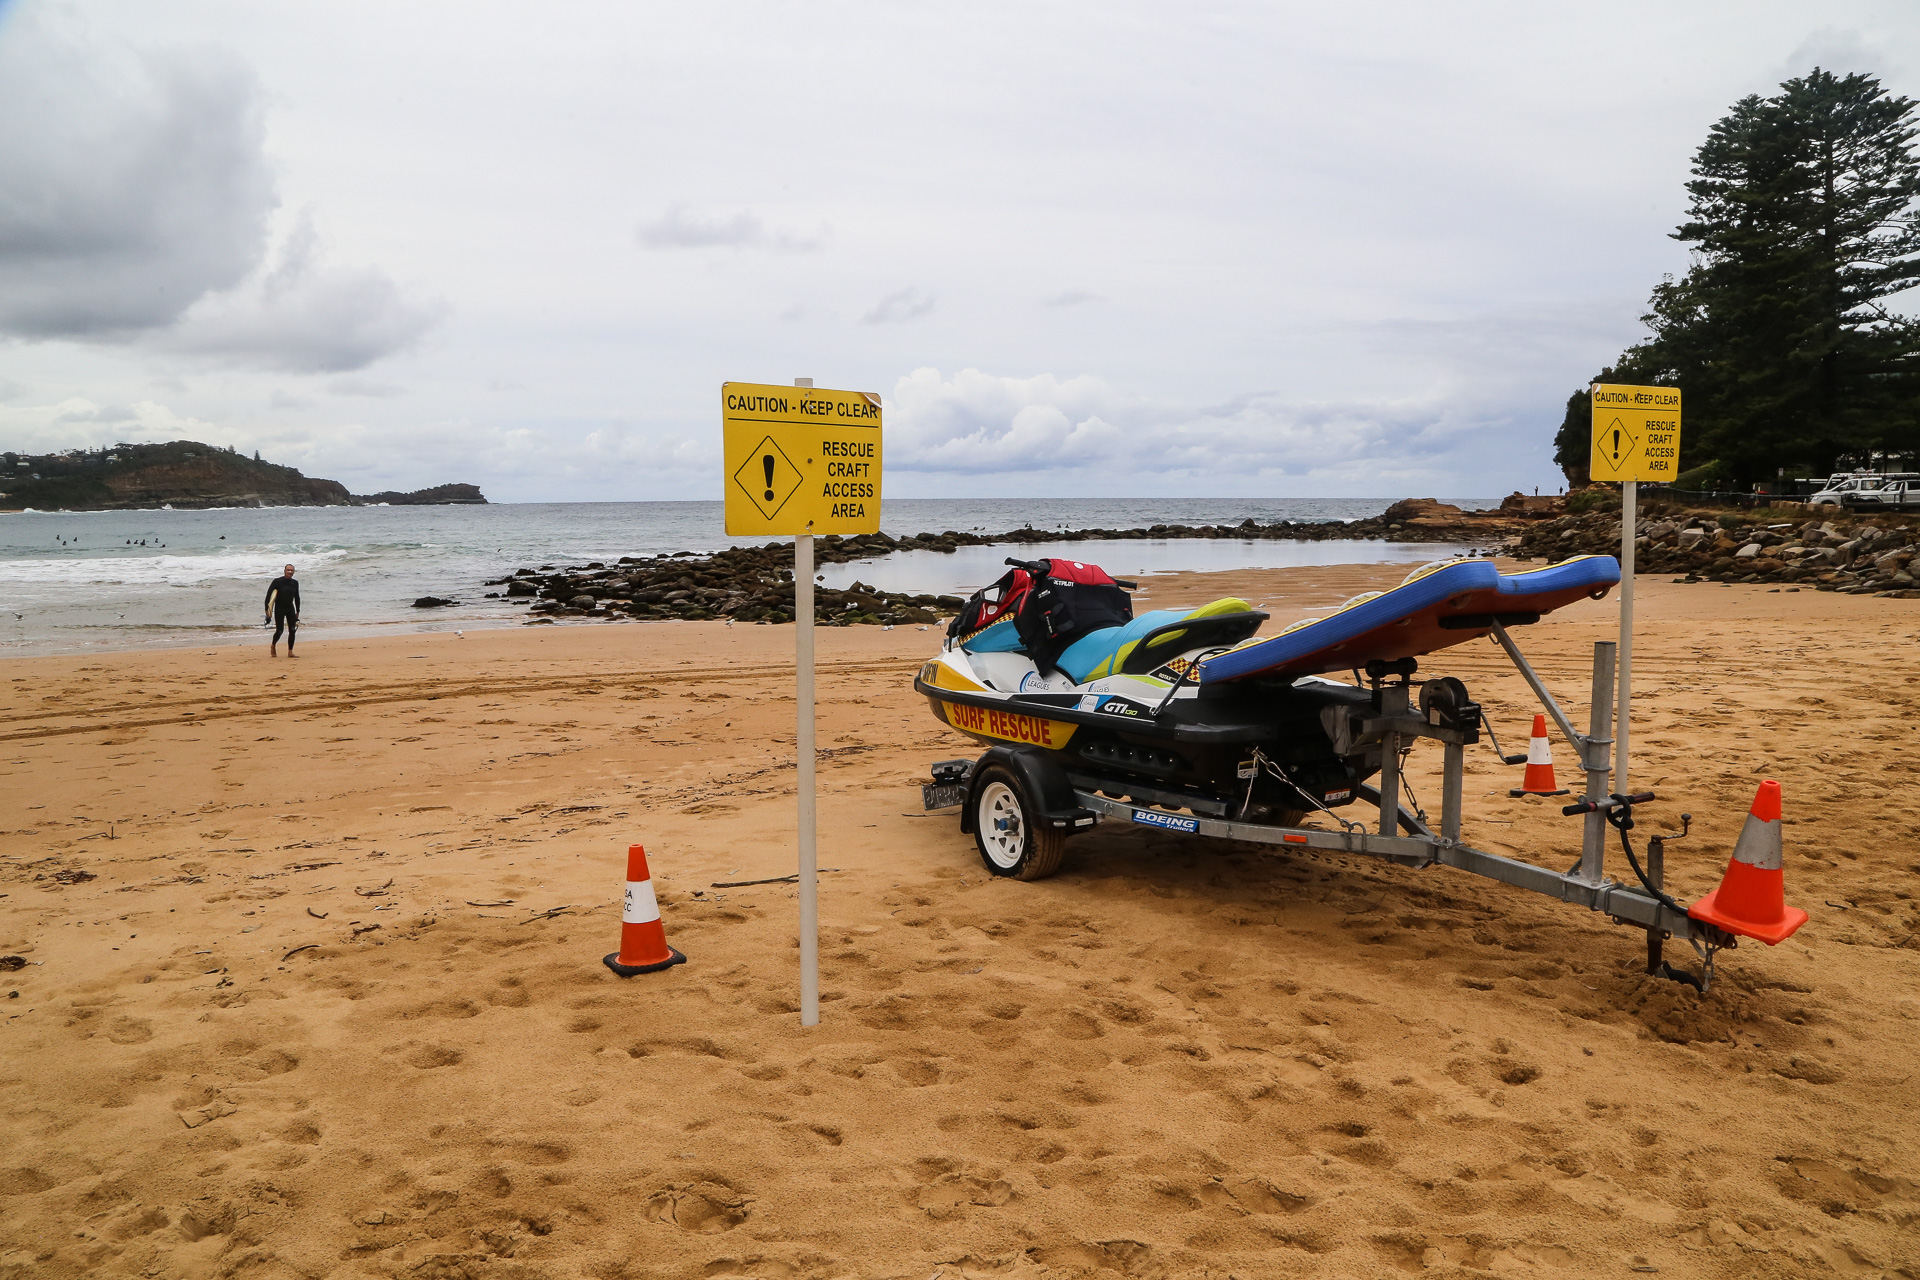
0;1;1915;501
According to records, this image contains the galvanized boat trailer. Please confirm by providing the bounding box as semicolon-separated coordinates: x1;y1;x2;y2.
932;625;1742;990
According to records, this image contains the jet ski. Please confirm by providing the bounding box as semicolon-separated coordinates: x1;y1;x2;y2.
915;553;1620;879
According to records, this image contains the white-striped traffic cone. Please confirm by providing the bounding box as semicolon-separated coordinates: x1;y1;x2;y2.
1687;780;1808;945
1509;714;1569;796
603;845;687;976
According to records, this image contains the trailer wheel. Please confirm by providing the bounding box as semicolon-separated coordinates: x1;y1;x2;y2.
973;765;1067;881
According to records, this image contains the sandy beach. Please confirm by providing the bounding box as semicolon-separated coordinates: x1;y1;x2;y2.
3;562;1918;1279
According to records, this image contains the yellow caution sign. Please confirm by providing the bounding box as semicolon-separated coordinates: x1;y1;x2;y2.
1589;383;1682;483
723;382;883;535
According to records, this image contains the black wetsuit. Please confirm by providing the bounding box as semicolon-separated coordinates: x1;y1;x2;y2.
265;577;301;648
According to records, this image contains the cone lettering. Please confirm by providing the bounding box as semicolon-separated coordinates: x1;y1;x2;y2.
603;845;688;976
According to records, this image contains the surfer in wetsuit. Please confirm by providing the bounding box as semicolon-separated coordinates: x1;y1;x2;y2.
265;564;301;657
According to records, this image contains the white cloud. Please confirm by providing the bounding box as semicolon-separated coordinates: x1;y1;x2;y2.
0;16;437;375
53;402;141;424
159;212;445;373
0;12;275;339
862;287;936;325
326;376;409;398
5;2;1915;501
637;204;827;252
0;397;227;455
1781;27;1897;81
883;366;1539;495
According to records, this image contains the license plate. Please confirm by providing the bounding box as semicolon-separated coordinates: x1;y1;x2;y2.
922;782;968;811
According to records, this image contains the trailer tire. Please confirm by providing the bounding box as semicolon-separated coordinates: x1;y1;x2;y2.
972;764;1067;881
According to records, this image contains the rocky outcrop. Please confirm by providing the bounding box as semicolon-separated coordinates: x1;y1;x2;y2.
1499;491;1562;515
488;542;966;627
354;484;487;505
1510;511;1920;597
977;502;1527;548
488;502;1531;627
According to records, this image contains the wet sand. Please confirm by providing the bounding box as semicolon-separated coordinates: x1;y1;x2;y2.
2;564;1917;1279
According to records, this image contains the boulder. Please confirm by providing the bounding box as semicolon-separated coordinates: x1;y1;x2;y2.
1380;498;1466;527
413;596;455;608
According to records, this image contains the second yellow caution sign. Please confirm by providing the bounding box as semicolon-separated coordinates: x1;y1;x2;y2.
723;382;883;536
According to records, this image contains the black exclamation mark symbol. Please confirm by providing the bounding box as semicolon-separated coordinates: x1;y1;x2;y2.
762;454;776;503
1612;429;1620;462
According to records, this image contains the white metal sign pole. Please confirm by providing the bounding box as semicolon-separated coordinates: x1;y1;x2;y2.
793;378;819;1028
1616;479;1635;795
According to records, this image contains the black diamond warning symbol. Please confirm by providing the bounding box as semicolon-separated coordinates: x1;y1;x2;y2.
732;436;805;520
1594;416;1637;468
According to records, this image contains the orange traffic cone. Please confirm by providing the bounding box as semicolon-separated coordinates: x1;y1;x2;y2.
1687;780;1808;945
603;845;687;976
1509;714;1569;796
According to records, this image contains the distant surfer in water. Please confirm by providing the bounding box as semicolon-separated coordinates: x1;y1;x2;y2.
265;564;301;657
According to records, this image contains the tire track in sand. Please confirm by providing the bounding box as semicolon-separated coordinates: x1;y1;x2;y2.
0;658;920;744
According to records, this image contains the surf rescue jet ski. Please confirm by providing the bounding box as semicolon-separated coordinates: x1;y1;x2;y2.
915;553;1620;879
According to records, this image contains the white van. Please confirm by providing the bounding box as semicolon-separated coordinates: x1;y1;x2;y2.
1809;475;1888;507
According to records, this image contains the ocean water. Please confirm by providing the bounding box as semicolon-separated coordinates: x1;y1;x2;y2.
0;498;1498;656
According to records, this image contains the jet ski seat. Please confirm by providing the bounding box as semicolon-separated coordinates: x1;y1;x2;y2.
1055;598;1267;684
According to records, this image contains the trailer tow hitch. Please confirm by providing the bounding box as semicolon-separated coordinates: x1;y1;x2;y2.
1562;793;1728;993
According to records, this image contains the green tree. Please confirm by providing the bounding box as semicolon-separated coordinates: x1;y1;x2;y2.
1575;70;1920;485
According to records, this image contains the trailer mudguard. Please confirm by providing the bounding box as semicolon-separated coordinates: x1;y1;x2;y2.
959;746;1099;835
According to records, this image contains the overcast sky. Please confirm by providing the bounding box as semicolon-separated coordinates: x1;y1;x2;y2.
1;1;1915;501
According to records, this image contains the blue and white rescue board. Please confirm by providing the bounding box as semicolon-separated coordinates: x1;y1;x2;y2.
1200;556;1621;683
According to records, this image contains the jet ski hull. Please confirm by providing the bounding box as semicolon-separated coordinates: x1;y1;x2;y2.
915;657;1376;818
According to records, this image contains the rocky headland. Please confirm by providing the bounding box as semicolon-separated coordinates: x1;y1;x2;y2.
0;440;484;511
353;483;488;506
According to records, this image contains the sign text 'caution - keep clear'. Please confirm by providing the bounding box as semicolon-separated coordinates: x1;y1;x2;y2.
1589;383;1682;484
723;382;883;536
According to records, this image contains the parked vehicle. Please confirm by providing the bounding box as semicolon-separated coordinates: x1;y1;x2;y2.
1845;475;1920;511
1809;473;1894;507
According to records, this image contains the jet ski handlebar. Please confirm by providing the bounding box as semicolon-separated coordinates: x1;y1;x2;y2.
1003;557;1139;590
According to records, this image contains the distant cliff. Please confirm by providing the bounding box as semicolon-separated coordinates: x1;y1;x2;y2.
0;441;484;511
352;483;487;505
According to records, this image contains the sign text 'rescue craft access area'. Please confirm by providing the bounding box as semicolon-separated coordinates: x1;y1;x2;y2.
723;382;884;536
